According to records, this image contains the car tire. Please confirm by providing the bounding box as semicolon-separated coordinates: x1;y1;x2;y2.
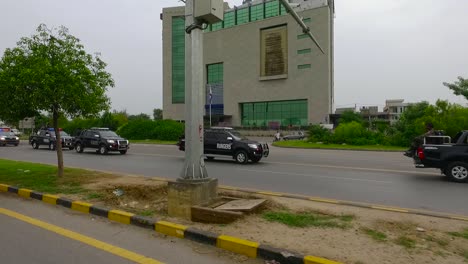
99;145;108;155
69;147;74;150
447;162;468;183
206;156;215;161
14;144;19;147
32;141;39;149
49;143;56;151
234;150;248;164
119;150;127;155
75;143;84;153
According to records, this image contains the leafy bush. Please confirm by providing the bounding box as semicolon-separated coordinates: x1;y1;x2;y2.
117;119;184;141
308;124;332;143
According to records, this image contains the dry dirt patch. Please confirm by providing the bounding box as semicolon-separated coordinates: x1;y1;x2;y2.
75;176;468;264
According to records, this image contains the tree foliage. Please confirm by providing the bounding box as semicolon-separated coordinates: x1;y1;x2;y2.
153;108;163;120
444;76;468;100
339;110;363;124
0;24;114;176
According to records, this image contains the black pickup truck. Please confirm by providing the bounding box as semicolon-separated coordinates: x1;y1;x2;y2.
412;131;468;183
177;127;269;164
73;128;129;155
29;128;74;150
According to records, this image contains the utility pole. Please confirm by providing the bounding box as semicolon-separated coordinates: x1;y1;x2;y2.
180;0;208;181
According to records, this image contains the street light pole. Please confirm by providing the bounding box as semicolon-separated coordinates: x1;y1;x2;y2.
180;0;208;180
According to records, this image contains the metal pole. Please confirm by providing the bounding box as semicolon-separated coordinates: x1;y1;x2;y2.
181;0;208;180
278;0;325;54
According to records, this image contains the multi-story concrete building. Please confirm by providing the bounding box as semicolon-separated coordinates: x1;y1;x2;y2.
162;0;335;127
384;99;411;124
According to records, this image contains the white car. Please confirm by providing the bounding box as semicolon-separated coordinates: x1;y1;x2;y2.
11;129;22;136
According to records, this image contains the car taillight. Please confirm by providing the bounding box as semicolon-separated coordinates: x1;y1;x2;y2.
417;147;425;160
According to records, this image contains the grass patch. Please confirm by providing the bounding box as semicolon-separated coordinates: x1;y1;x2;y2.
129;140;177;145
362;228;387;242
86;192;104;200
461;250;468;261
425;235;449;247
447;228;468;240
0;159;112;194
262;211;353;229
395;236;416;249
138;210;155;217
273;140;406;151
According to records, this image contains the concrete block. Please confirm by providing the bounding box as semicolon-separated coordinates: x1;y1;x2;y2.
168;178;218;219
191;206;243;224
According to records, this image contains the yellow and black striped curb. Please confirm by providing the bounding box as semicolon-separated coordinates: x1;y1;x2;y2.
218;185;468;222
0;183;340;264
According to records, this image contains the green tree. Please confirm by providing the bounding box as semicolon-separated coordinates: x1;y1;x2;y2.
153;108;163;120
128;113;151;121
339;110;363;124
0;24;114;177
444;76;468;100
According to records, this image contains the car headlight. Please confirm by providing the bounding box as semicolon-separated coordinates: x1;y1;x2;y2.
107;140;115;143
0;137;5;140
15;137;19;140
248;144;258;149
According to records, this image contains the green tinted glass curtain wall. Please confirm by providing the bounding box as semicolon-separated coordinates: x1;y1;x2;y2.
172;17;185;103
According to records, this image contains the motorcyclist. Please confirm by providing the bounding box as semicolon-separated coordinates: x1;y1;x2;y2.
274;131;281;142
404;122;435;157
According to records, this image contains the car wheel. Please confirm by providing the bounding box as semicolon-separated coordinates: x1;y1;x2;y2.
99;145;108;155
14;144;19;147
32;141;39;149
235;150;248;164
119;150;127;155
75;143;84;153
69;147;74;150
206;156;215;161
447;162;468;183
49;143;56;151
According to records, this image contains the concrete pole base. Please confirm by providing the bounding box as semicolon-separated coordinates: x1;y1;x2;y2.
167;178;218;220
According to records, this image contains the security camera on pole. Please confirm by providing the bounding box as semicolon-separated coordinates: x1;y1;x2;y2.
167;0;224;220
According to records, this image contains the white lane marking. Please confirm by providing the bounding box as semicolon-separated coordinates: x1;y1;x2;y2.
262;161;436;175
238;168;393;184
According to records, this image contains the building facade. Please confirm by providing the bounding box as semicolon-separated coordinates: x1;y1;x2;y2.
162;0;335;128
384;99;411;124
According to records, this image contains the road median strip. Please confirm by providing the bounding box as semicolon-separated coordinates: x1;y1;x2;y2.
0;182;341;264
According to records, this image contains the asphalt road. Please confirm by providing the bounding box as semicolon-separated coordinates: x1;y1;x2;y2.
0;193;260;264
0;142;467;215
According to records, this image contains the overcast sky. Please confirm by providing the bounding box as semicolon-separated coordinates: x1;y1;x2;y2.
1;0;467;115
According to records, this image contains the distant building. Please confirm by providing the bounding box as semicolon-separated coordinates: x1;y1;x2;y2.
161;0;335;128
384;99;412;124
334;107;355;114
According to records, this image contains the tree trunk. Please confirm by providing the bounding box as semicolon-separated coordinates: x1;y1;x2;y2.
53;111;64;177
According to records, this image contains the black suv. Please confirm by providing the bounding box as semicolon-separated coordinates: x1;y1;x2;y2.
74;128;129;155
178;127;269;164
29;128;74;150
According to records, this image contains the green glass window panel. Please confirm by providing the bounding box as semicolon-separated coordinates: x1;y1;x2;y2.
297;34;308;39
224;11;235;28
236;7;249;25
207;63;223;84
241;100;307;127
298;64;311;69
302;18;311;23
250;4;264;22
297;48;311;54
280;3;287;15
212;21;223;31
265;0;279;18
172;17;185;104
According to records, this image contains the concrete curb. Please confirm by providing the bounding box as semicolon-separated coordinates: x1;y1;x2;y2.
0;184;340;264
218;185;468;222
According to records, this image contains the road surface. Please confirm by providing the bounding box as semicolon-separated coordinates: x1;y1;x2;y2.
0;142;466;215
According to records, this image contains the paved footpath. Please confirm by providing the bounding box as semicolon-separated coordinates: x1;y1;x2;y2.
0;193;261;264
